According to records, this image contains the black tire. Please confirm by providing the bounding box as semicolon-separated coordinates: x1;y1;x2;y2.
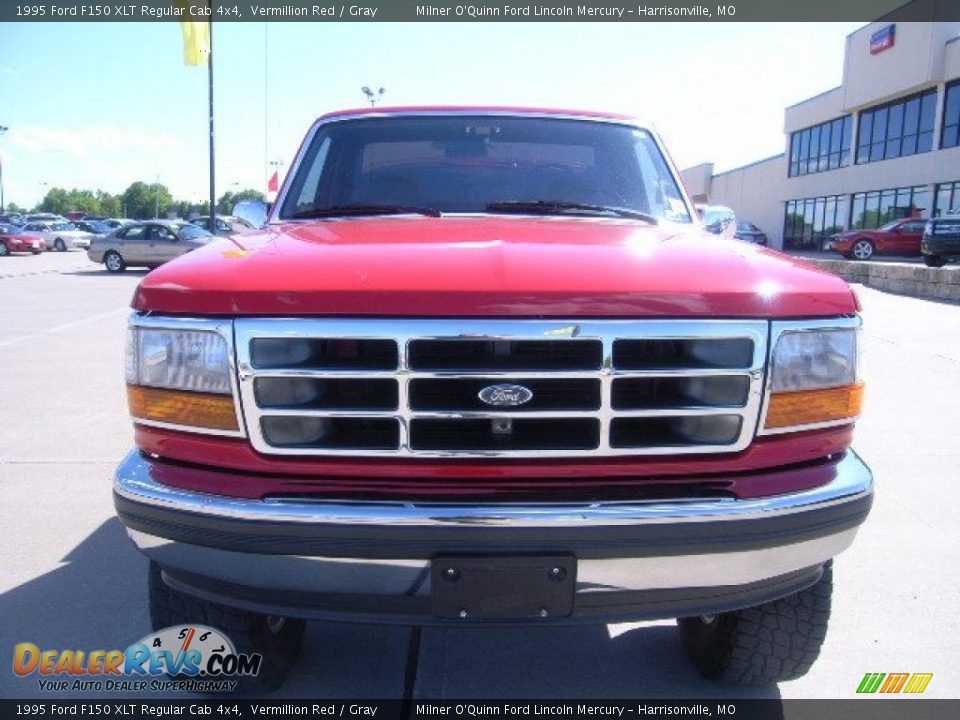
104;250;126;273
54;238;66;252
678;563;833;685
923;254;947;268
850;238;874;260
148;562;305;692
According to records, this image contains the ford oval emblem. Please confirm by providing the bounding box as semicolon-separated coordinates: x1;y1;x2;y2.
478;384;534;407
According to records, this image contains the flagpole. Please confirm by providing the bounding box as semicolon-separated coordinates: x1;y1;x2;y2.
264;22;269;196
208;7;216;231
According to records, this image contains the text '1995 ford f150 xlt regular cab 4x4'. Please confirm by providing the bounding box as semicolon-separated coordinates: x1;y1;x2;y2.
113;107;872;690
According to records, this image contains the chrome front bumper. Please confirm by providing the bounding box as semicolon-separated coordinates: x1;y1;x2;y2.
114;449;872;624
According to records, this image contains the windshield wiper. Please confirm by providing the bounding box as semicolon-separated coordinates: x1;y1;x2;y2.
485;200;658;224
290;204;442;219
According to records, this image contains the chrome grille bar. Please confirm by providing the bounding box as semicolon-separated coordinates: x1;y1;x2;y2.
235;319;768;458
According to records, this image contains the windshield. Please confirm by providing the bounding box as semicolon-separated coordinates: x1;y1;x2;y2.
279;116;691;223
701;208;734;226
878;220;902;232
179;224;211;239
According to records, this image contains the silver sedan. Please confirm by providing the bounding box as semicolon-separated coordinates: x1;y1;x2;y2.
19;221;94;251
87;220;215;273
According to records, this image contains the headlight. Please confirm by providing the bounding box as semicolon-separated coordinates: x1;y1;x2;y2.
125;321;241;433
763;325;863;432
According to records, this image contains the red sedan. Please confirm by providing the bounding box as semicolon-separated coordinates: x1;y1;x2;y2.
830;218;926;260
0;224;46;256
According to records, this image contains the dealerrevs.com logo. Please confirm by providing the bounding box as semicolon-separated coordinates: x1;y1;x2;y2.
13;625;260;693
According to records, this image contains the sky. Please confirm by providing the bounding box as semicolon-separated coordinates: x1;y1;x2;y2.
0;21;865;208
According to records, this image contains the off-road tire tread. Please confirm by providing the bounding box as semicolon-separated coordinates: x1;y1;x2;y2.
148;562;305;692
678;563;833;685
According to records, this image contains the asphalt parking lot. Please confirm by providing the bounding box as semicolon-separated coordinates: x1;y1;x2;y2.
1;250;958;701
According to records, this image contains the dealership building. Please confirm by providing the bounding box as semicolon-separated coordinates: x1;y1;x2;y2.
682;20;960;251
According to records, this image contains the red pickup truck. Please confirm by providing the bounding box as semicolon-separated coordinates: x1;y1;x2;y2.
113;108;871;690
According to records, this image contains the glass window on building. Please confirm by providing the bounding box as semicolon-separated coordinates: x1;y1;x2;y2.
934;181;960;216
856;88;937;164
850;185;929;229
782;194;848;250
788;115;851;177
942;81;960;150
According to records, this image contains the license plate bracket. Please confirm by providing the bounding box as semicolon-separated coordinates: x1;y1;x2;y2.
431;555;576;620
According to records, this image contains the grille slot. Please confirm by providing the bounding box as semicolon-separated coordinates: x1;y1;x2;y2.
612;376;750;410
254;377;398;410
610;415;743;448
236;319;767;457
261;416;400;450
613;338;753;370
409;339;602;371
411;418;600;452
250;338;398;370
410;378;600;412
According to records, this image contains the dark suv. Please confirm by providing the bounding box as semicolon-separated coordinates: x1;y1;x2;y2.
922;208;960;267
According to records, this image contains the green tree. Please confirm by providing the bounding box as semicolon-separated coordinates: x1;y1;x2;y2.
65;189;101;214
217;188;265;215
96;191;122;218
121;181;174;219
6;201;26;213
38;187;71;215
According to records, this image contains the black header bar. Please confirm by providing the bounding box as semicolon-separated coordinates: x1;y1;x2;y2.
2;0;960;23
3;700;960;720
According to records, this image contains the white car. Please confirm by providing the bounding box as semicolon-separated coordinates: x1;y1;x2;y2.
19;221;94;251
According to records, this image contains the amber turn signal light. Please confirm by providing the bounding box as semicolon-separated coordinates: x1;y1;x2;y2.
764;383;864;430
127;385;240;432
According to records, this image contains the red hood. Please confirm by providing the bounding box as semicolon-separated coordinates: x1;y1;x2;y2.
132;217;857;318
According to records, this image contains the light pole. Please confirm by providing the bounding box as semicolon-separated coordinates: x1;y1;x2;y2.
361;86;386;107
0;125;8;213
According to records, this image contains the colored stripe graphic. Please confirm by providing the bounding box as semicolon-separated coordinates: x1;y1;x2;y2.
880;673;909;693
903;673;933;694
857;673;885;693
857;672;933;694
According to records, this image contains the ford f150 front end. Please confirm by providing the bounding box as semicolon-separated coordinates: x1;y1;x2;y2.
113;108;871;689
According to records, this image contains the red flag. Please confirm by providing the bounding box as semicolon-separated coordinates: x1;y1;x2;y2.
267;171;279;193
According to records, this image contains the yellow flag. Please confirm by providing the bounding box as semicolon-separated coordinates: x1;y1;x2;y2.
179;21;210;66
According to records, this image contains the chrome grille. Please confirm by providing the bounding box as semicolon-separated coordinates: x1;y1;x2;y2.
235;319;768;458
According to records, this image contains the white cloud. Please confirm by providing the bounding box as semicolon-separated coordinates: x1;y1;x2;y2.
10;125;181;156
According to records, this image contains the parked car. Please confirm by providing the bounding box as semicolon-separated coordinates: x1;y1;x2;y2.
19;221;93;251
829;218;925;260
24;213;66;224
114;107;871;690
87;220;214;272
101;218;135;230
921;207;960;267
733;221;768;245
696;205;737;240
0;223;45;255
74;220;113;237
0;212;26;226
190;215;256;234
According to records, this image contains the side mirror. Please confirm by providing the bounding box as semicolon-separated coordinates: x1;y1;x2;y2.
233;200;270;230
